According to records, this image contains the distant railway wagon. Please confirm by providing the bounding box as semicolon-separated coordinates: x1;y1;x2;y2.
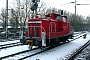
20;11;73;48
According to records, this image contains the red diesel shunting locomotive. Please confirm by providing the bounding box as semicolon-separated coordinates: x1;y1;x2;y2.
20;11;73;48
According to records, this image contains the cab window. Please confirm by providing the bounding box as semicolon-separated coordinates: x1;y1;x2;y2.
56;16;61;20
62;17;67;22
46;16;50;19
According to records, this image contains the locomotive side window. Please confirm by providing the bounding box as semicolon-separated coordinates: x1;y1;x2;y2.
62;17;67;22
46;15;50;19
47;16;50;19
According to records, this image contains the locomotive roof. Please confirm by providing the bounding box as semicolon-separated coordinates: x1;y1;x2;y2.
45;12;62;17
28;12;67;21
45;12;67;19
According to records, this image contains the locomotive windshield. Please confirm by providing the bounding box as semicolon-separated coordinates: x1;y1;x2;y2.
45;13;62;20
46;15;50;19
55;16;61;20
62;16;67;22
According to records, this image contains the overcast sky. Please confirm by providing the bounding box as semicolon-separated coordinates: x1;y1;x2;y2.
0;0;90;17
42;0;90;16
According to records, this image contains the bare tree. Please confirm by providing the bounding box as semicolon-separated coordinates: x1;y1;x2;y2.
0;9;6;28
9;9;19;28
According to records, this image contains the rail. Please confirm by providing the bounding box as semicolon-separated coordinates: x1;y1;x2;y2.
0;32;88;60
0;47;40;60
63;32;89;60
0;42;22;50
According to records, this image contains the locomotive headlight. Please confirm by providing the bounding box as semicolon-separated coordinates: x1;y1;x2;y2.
28;21;41;23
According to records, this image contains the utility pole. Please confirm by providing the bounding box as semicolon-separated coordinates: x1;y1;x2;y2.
59;1;90;31
6;0;8;38
74;0;90;31
24;0;27;36
75;0;76;17
18;0;20;20
25;0;27;20
74;0;77;31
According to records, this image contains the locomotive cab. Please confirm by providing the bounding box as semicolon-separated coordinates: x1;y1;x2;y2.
20;12;73;48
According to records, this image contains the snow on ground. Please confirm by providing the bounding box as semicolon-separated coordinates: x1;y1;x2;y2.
0;40;20;45
25;32;90;60
74;43;90;60
0;45;29;58
0;32;90;60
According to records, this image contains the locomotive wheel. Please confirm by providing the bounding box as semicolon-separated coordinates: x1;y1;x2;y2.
55;38;60;46
62;37;67;43
63;40;66;43
46;38;49;47
38;41;42;48
50;39;54;47
63;36;70;43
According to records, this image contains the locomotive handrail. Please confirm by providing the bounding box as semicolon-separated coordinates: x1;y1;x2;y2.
49;22;56;42
50;22;56;33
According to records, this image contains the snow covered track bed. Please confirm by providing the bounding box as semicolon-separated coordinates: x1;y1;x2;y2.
0;32;89;60
0;42;22;50
0;47;40;60
25;32;90;60
18;32;88;60
0;39;22;50
74;42;90;60
0;38;18;42
65;39;90;60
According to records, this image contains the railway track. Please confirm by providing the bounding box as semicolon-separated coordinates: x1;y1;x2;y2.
0;32;88;60
0;42;67;60
0;38;21;50
73;39;90;60
64;39;90;60
0;38;19;42
0;47;40;60
17;32;88;60
0;42;22;50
